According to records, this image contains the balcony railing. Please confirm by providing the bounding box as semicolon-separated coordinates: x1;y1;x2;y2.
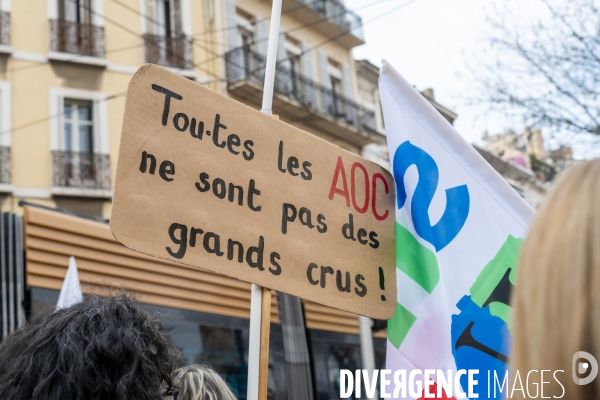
0;12;10;46
49;19;105;58
0;146;10;184
143;34;193;70
52;151;110;190
226;47;377;133
302;0;363;41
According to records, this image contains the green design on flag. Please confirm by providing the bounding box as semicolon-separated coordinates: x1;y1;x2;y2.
396;223;439;294
388;302;417;349
469;235;523;330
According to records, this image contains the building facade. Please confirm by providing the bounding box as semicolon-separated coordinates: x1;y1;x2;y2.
482;128;579;207
0;1;387;399
355;58;457;171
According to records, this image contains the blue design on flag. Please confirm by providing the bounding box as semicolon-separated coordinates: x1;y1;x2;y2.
393;141;470;252
451;296;510;399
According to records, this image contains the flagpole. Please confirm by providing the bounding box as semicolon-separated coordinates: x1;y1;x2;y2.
259;0;283;115
248;0;283;399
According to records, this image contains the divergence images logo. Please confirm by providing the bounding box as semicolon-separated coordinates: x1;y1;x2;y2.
572;351;598;385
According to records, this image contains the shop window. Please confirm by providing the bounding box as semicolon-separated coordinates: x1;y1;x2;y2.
198;325;249;396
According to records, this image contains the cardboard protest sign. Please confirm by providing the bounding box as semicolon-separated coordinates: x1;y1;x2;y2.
111;65;396;319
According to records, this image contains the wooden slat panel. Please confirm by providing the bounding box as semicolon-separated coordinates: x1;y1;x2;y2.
24;206;373;333
374;330;387;339
23;206;268;321
305;320;359;335
303;300;360;333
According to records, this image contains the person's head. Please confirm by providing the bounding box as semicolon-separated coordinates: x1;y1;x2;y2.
511;159;600;399
170;365;237;400
0;293;183;400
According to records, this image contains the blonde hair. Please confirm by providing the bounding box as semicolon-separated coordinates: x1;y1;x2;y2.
511;159;600;399
170;365;237;400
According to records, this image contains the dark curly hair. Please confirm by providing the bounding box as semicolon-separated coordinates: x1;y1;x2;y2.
0;293;183;400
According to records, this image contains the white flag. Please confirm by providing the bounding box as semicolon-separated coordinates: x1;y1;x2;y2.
57;256;83;309
380;61;534;399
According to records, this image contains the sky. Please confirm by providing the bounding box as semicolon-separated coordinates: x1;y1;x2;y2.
345;0;600;159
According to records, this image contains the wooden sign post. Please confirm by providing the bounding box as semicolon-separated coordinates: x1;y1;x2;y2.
246;0;282;400
250;0;283;397
111;37;396;400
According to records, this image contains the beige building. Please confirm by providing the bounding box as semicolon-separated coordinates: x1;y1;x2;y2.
0;0;382;219
0;1;387;399
483;128;547;170
474;145;547;209
483;128;577;191
355;59;457;171
548;145;574;172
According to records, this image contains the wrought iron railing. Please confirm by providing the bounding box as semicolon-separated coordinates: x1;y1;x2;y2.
49;19;105;57
302;0;363;41
225;47;377;133
143;34;193;70
52;151;110;190
0;12;10;46
0;146;10;184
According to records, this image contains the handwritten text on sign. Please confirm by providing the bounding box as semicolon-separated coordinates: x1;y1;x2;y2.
111;65;396;319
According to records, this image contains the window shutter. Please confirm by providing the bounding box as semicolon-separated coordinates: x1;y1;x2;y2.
318;50;331;88
58;0;66;21
277;32;287;60
58;95;66;151
301;41;313;79
341;63;354;99
225;0;241;49
341;63;356;126
80;0;92;24
255;17;268;57
145;0;156;35
93;99;100;154
204;0;215;27
275;33;290;94
318;51;332;113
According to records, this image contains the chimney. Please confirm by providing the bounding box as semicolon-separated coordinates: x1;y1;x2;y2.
422;88;434;99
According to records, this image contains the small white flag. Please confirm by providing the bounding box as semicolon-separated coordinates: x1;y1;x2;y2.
57;256;83;309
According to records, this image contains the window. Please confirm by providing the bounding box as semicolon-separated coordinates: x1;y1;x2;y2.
144;0;193;70
236;11;255;51
48;0;105;59
58;0;92;23
285;37;303;98
61;100;97;187
148;0;179;37
198;325;249;396
286;38;302;74
63;100;93;154
49;88;110;193
329;61;345;117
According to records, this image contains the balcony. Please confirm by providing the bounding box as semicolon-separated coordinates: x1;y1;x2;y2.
280;0;364;48
0;146;10;191
49;19;107;66
143;34;193;71
226;47;382;147
0;11;11;54
51;151;111;198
